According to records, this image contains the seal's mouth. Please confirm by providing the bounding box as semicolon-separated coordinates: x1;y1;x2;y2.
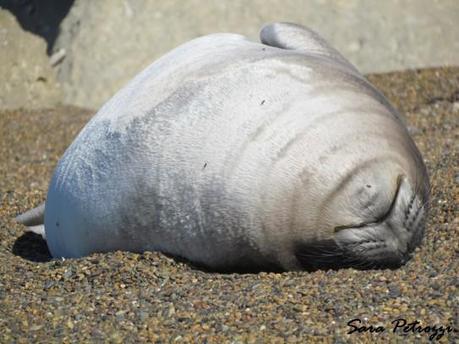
294;238;405;271
295;176;427;271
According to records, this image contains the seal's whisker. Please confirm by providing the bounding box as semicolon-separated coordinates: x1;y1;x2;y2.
420;194;433;209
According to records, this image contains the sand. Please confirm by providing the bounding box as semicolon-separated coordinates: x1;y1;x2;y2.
0;67;457;342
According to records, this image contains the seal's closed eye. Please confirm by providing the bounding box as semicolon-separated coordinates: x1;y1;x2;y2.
334;175;403;233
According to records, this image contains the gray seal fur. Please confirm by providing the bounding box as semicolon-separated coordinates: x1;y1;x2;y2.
17;23;429;271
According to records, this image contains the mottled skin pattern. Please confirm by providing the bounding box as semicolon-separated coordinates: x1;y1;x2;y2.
18;23;429;271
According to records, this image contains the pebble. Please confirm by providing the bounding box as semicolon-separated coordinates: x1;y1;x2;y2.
387;285;401;298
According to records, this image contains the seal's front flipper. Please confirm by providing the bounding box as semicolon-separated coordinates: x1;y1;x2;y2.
15;202;46;239
25;225;46;239
260;22;359;73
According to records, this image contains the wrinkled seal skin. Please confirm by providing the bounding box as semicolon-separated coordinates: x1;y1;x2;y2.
28;23;430;271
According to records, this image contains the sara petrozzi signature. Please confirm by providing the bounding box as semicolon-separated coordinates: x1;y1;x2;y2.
347;318;457;341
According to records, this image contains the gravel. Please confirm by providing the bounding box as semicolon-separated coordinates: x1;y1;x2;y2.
0;68;458;342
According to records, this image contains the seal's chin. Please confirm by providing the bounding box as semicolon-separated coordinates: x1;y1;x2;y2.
295;176;428;271
294;231;409;271
295;223;420;271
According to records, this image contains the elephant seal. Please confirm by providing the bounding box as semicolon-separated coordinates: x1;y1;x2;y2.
16;22;429;271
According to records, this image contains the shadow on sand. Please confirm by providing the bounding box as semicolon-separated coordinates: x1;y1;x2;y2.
12;232;52;262
2;0;74;54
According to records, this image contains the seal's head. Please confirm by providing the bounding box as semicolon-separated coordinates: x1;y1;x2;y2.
295;157;430;270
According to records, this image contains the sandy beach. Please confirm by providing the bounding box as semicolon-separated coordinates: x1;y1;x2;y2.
0;67;457;342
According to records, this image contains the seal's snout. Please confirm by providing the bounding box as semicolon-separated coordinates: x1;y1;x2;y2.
333;176;428;269
387;176;428;254
296;176;428;271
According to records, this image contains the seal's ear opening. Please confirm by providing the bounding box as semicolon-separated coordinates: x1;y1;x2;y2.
294;240;404;272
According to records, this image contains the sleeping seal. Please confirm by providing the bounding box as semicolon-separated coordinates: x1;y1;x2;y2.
16;22;429;271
